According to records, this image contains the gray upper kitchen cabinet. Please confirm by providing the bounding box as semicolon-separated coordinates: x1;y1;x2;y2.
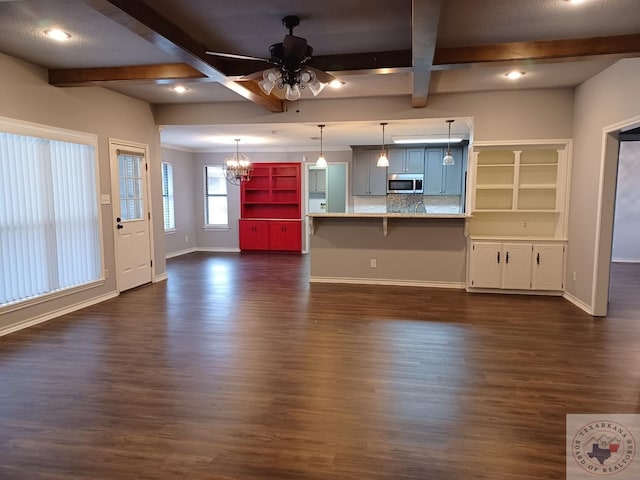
425;147;463;195
388;148;424;174
352;150;387;195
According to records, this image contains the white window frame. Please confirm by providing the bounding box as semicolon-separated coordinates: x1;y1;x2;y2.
204;165;229;230
0;115;104;313
161;161;176;232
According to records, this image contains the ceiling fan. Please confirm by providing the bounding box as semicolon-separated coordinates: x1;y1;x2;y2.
206;15;338;101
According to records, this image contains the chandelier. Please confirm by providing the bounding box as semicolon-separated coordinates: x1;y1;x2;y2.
224;139;252;185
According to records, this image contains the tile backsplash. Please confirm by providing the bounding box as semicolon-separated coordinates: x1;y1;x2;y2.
353;195;462;214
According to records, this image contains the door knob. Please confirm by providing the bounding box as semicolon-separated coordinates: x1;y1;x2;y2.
117;224;124;230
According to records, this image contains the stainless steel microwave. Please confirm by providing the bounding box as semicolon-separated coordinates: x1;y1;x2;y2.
387;173;424;194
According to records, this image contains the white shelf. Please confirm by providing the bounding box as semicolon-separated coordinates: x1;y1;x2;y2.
476;184;514;189
518;184;557;189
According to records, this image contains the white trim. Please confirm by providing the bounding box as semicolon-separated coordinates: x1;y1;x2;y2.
0;279;105;315
472;138;572;147
203;225;230;231
563;291;594;316
166;247;197;259
197;247;241;253
466;287;563;296
0;291;118;338
611;258;640;263
153;273;168;283
592;114;640;316
0;115;98;146
310;276;466;289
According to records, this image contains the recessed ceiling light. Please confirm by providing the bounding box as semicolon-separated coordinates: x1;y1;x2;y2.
172;86;188;93
44;29;71;42
329;80;343;89
505;71;526;80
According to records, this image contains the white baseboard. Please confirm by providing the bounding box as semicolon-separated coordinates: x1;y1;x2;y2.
310;276;466;289
153;273;168;283
165;247;197;259
0;291;119;338
196;247;241;253
562;291;594;315
611;258;640;263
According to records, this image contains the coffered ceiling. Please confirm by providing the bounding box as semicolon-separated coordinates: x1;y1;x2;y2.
0;0;638;150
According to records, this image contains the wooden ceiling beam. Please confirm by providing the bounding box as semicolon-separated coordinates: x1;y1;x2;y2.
49;63;206;86
433;33;640;68
411;0;443;108
83;0;284;112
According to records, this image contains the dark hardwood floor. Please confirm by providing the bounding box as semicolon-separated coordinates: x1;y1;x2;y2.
1;253;638;479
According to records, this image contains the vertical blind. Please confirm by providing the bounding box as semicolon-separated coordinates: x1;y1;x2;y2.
0;131;101;306
161;162;175;231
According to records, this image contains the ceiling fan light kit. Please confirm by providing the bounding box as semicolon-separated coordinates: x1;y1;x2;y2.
207;15;337;101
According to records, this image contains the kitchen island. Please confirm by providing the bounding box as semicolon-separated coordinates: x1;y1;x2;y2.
307;213;470;288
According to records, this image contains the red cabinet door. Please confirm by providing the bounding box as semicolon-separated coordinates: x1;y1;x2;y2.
269;221;301;252
239;219;269;251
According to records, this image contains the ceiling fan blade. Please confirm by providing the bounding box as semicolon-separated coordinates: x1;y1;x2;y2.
307;66;336;84
205;51;270;62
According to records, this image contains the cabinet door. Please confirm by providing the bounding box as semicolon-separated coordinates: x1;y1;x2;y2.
269;221;301;252
369;156;388;195
425;148;444;195
387;149;406;174
239;220;269;251
502;243;532;289
532;244;564;290
443;147;463;195
352;150;371;195
405;148;425;174
309;169;326;193
469;242;502;288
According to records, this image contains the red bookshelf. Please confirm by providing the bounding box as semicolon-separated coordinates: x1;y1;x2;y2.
239;162;302;252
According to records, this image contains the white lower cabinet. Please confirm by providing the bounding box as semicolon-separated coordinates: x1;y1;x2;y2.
468;240;564;292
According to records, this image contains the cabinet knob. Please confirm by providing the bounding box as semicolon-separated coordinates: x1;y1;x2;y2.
497;252;500;264
506;251;509;264
537;253;540;265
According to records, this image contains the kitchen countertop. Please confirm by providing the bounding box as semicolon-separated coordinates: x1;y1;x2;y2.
307;212;470;236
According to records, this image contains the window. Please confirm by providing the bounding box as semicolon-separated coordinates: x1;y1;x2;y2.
0;124;101;308
161;162;175;231
204;166;228;227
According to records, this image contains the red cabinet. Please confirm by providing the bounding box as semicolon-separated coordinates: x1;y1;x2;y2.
239;163;302;253
269;221;302;252
239;219;269;251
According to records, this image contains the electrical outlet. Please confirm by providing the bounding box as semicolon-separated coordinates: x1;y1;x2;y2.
370;259;377;268
185;235;189;242
573;271;577;282
105;268;109;279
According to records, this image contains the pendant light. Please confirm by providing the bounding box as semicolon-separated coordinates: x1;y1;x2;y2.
443;119;455;166
316;124;327;168
377;122;389;167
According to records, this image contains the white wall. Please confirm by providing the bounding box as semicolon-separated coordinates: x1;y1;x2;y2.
0;53;163;334
162;147;197;256
566;58;640;314
612;141;640;262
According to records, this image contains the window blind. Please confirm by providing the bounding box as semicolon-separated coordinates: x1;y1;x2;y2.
0;131;101;306
161;162;175;231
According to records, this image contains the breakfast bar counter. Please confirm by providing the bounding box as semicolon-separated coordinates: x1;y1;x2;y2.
306;213;469;288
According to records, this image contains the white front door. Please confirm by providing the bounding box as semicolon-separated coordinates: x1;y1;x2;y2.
110;141;152;292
